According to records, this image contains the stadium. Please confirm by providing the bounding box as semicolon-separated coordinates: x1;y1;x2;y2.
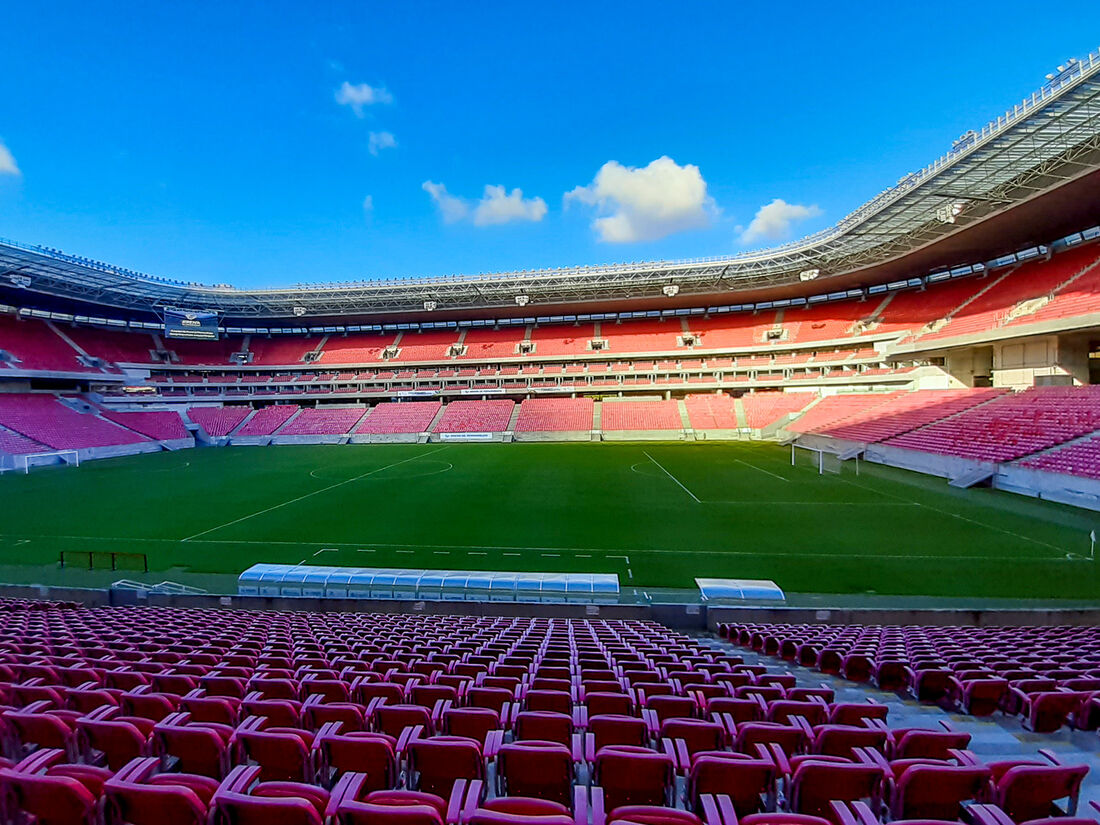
0;15;1099;825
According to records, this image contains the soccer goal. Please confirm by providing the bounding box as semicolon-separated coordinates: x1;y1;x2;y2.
791;443;859;476
12;450;80;474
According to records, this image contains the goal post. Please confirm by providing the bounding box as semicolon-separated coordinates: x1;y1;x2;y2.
791;443;859;476
13;451;80;474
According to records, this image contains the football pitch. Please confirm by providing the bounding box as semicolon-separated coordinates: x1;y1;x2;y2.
0;442;1098;601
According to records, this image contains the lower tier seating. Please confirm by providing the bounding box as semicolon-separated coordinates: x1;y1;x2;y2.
514;398;595;432
0;394;148;450
355;401;442;434
187;406;250;437
434;400;515;433
601;401;683;431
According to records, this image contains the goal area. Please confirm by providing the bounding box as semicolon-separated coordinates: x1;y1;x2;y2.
791;443;859;475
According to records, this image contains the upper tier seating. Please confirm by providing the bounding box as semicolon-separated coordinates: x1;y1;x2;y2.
391;331;462;362
1007;245;1100;327
0;315;98;373
319;333;398;364
0;424;47;454
0;394;148;449
513;398;594;432
781;302;876;344
434;400;515;433
528;324;597;357
819;389;1007;443
602;400;682;431
235;405;300;436
871;279;986;337
248;337;320;366
786;393;904;434
165;338;245;366
883;386;1100;463
187;406;250;437
278;407;367;435
101;410;190;440
1019;435;1100;481
683;394;740;430
689;313;778;349
601;320;684;354
920;246;1100;341
355;401;441;434
740;393;815;430
63;326;158;365
458;328;524;359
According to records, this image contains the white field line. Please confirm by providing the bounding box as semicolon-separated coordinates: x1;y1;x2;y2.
643;450;701;503
733;458;790;482
180;447;447;541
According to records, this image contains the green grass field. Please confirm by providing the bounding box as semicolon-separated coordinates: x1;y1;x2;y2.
0;442;1098;600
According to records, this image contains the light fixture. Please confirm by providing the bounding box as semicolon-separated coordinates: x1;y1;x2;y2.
514;295;530;307
292;306;307;317
8;274;32;289
423;300;438;311
935;201;966;224
799;269;821;282
662;284;680;297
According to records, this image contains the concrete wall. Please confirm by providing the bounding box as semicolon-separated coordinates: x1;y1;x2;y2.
708;605;1100;629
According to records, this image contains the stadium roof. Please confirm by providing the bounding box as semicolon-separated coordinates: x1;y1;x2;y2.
2;50;1100;322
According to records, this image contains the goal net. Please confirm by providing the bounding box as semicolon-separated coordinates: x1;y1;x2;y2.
12;451;80;474
791;443;858;476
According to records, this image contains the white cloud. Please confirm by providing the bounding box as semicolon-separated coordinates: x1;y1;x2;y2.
739;198;822;244
565;156;712;243
0;141;19;176
362;194;374;213
423;181;547;227
473;185;547;226
368;131;397;156
335;81;393;116
422;181;469;223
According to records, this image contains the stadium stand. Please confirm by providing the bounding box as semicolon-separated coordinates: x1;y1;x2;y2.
602;400;682;431
818;389;1007;443
318;333;398;364
101;410;190;440
689;313;778;349
434;399;515;433
248;336;318;366
920;247;1100;341
782;301;874;343
513;397;594;432
0;601;1089;825
721;619;1100;732
355;401;441;434
528;324;597;356
235;405;299;436
0;394;148;449
871;279;987;337
683;393;740;430
164;338;244;366
0;424;47;454
1019;435;1100;481
0;315;96;373
187;406;250;437
882;386;1100;462
62;325;159;366
740;392;815;430
277;406;367;435
392;330;462;362
786;393;904;434
602;320;684;353
1007;249;1100;327
458;327;523;359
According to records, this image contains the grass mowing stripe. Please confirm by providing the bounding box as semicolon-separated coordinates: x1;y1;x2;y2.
179;446;447;541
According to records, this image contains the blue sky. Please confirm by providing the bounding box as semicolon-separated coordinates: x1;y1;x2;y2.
0;2;1097;288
